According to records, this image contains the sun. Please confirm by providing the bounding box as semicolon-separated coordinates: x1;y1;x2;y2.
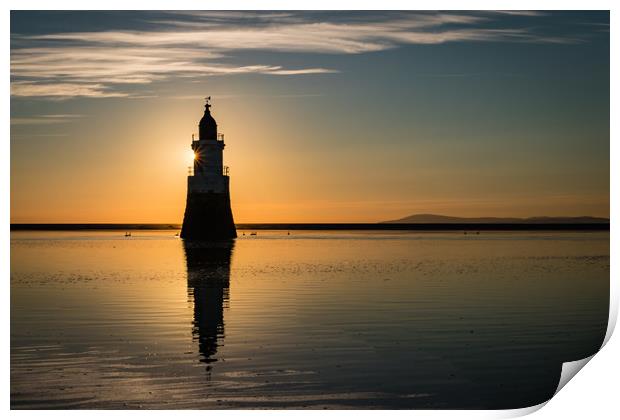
185;149;197;165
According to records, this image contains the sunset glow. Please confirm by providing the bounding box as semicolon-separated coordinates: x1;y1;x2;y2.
10;11;609;223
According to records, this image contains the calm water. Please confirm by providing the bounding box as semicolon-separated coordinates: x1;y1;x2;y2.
11;230;609;409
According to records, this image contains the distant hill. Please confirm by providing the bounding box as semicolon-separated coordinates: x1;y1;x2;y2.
381;214;609;224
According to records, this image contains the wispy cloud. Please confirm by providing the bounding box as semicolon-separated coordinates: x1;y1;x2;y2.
11;114;84;125
11;81;129;98
492;11;547;17
10;11;581;99
24;18;554;54
11;46;334;83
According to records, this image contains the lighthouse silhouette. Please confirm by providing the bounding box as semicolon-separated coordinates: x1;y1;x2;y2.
181;98;237;239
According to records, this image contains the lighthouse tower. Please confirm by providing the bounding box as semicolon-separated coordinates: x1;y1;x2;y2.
181;98;237;239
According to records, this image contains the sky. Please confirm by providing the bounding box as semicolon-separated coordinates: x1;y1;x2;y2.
10;10;610;223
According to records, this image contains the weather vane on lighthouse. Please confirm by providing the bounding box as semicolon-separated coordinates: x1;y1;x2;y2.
180;97;237;239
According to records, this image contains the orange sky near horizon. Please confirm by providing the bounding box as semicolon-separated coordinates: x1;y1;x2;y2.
10;95;609;224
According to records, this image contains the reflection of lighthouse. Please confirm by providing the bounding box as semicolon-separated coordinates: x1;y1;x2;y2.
183;240;234;368
181;98;237;239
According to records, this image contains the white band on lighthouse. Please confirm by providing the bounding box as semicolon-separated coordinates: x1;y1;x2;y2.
189;138;228;194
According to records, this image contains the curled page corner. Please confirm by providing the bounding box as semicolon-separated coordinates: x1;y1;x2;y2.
554;355;595;396
497;354;598;418
548;295;618;400
602;297;618;348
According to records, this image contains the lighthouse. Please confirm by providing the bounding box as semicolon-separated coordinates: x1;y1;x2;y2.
181;98;237;239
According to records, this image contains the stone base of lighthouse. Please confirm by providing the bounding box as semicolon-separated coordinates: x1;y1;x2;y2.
180;190;237;240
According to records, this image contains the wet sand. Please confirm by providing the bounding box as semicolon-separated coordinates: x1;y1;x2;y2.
11;230;608;409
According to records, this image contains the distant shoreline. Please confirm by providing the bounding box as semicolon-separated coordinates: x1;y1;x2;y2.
10;223;610;231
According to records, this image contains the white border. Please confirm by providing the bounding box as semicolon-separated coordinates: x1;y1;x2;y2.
3;1;616;419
